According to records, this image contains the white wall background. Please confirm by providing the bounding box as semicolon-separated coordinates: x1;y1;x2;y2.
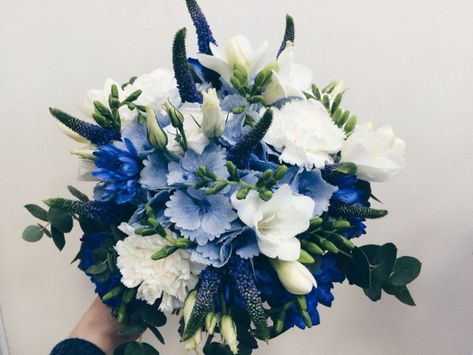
1;0;472;354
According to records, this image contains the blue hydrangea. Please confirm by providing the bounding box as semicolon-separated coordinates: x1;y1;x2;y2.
93;138;143;204
140;150;169;191
165;188;237;245
120;120;153;158
128;190;171;228
190;223;258;267
167;142;228;186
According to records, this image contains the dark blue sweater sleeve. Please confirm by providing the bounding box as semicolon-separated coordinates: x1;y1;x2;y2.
50;338;105;355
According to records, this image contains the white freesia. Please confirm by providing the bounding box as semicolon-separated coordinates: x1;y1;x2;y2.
270;259;317;295
231;184;314;261
196;35;268;82
263;46;313;105
115;223;201;312
221;315;238;354
341;122;406;182
201;88;225;138
264;99;345;169
83;68;179;127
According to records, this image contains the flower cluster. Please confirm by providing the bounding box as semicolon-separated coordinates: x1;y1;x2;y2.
22;1;420;354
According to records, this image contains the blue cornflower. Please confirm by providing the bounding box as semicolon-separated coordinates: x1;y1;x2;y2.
164;188;237;245
167;142;228;186
79;232;122;308
93;138;143;204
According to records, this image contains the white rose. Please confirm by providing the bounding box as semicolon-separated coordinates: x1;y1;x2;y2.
231;184;314;261
270;259;317;295
201;88;225;138
264;99;345;169
196;35;268;82
341;122;406;182
263;46;313;105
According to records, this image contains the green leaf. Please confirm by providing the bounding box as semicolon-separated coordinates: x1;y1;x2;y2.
48;208;73;233
203;343;233;355
346;247;371;288
86;261;108;275
333;162;357;175
148;325;165;345
24;204;48;221
121;342;159;355
22;225;44;242
362;243;397;301
389;256;421;286
51;226;65;251
67;185;89;201
79;216;103;234
141;306;167;327
119;324;147;336
383;283;416;306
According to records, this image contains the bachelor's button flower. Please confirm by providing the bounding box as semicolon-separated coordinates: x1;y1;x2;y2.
93;138;142;204
231;184;314;261
165;188;237;245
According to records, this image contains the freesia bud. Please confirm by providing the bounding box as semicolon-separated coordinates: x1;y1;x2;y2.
145;106;168;149
71;148;96;160
201;88;225;138
163;100;184;128
205;312;218;335
270;259;317;295
183;290;197;325
221;315;238;354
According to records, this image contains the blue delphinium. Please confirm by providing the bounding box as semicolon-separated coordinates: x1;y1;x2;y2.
255;255;344;330
167;142;228;186
322;166;371;238
165;188;237;245
93;138;143;204
79;232;122;308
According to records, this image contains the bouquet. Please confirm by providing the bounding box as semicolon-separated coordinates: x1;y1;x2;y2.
22;1;421;354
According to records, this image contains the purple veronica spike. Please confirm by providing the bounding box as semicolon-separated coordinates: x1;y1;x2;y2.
173;28;202;103
49;108;121;145
185;0;217;55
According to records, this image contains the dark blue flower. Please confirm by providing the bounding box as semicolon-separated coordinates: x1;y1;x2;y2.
322;166;372;238
79;232;122;308
93;138;143;204
255;255;344;330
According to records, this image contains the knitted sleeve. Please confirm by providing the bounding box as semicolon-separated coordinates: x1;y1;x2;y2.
50;338;105;355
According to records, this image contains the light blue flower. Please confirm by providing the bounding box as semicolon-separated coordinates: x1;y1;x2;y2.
190;223;259;267
219;114;251;147
287;168;338;216
128;190;171;227
118;119;153;158
167;142;228;186
140;150;169;191
165;188;237;245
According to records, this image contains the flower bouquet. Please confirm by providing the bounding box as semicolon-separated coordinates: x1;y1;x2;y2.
22;1;421;354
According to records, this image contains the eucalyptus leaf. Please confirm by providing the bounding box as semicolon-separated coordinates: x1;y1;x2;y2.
22;225;44;242
51;226;65;251
346;247;371;289
86;261;108;275
48;208;73;233
148;325;165;345
119;324;147;336
141;306;167;327
67;185;89;201
389;256;421;286
362;243;397;301
24;204;48;221
383;283;416;306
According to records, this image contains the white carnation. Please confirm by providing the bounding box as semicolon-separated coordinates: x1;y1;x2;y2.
264;99;345;169
115;223;201;312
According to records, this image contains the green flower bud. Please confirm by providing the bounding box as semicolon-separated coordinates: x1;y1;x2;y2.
321;239;339;254
262;169;273;181
236;187;250;200
332;219;351;230
163;100;185;128
309;217;323;229
232;105;246;114
124;89;142;102
259;189;273;201
301;240;324;256
151;245;178;260
295;295;307;311
273;165;288;181
145;106;168;148
298;249;315;264
300;310;313;328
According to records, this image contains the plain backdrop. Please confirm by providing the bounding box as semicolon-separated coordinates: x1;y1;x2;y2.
1;0;472;354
